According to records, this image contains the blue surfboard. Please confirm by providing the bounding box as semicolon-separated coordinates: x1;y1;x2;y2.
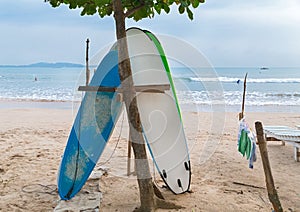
58;51;122;200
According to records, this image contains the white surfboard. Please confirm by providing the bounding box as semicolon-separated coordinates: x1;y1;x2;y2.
126;28;191;194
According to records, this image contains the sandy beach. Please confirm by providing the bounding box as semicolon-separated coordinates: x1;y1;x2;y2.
0;103;299;211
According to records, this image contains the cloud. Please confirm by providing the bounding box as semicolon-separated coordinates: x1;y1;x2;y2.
168;0;300;67
1;0;300;66
0;1;116;64
0;22;116;65
0;0;114;29
126;0;300;67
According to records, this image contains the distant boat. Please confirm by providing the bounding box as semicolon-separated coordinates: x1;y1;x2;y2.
260;67;269;70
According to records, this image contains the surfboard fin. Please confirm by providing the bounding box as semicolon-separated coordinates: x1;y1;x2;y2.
162;170;167;178
177;179;182;188
184;161;190;171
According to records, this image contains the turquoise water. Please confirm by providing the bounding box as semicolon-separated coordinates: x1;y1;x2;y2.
0;66;299;112
0;67;81;101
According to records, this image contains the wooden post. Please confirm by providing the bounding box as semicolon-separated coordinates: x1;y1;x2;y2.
238;112;243;121
255;121;283;212
239;73;248;120
85;38;90;86
294;146;300;162
127;130;137;176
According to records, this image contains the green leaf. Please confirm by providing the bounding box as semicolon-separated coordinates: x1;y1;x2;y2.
81;6;87;15
46;0;204;21
106;6;113;16
154;4;162;14
133;7;149;21
192;0;199;8
178;5;185;14
94;0;108;7
186;7;193;20
181;1;188;7
49;0;60;7
77;0;86;7
86;3;97;15
163;4;170;13
69;1;77;9
99;5;112;16
174;0;181;5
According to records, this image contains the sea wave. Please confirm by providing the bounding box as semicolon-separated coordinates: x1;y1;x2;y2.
2;90;300;106
176;91;300;106
187;77;300;83
0;87;76;102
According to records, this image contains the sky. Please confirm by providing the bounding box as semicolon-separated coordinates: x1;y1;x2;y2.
0;0;300;67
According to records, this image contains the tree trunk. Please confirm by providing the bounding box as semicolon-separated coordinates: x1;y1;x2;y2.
112;0;155;211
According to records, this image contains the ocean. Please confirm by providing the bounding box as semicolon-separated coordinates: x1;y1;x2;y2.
0;66;299;112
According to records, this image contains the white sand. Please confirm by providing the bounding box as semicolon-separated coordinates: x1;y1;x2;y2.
0;105;299;211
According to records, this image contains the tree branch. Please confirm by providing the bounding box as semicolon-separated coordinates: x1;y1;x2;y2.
124;4;145;17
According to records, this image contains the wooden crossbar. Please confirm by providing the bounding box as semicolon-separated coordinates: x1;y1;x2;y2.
78;84;170;93
78;86;117;92
266;137;281;142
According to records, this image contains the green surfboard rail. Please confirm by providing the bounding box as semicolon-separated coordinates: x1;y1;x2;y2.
144;31;183;120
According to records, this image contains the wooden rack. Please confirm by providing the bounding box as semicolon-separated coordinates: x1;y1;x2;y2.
81;39;171;176
78;84;170;93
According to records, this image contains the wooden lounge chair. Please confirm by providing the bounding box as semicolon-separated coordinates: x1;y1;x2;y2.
264;126;300;162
